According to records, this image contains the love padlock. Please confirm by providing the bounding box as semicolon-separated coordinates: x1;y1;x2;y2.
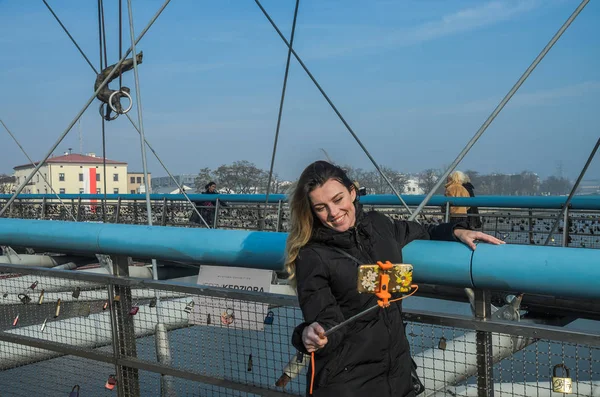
38;289;45;305
18;293;31;304
29;280;38;290
552;363;573;394
264;311;275;325
72;287;81;299
105;374;117;390
149;297;157;308
69;385;80;397
54;299;62;318
184;300;195;314
438;336;447;350
129;304;140;315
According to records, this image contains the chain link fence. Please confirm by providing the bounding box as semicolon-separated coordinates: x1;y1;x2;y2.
1;263;599;396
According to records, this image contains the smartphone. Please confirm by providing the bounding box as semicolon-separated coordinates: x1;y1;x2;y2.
357;263;413;294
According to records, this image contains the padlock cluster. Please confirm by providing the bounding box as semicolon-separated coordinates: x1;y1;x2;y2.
8;279;84;329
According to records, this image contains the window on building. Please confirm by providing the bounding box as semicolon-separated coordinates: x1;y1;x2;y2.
130;176;135;183
113;174;119;182
96;174;100;181
79;188;84;194
59;188;65;194
130;190;136;194
136;177;141;184
96;188;101;194
114;188;119;194
37;189;40;193
79;173;83;181
37;175;40;182
59;173;65;182
44;188;48;193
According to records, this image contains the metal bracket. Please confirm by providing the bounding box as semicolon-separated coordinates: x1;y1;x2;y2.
96;254;114;274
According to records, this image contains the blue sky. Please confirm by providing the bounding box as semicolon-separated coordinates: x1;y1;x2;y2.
0;0;598;181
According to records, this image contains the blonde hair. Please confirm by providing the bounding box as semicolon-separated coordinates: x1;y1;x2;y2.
284;161;355;288
446;170;466;187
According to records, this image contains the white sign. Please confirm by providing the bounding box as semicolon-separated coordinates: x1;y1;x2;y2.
189;266;272;331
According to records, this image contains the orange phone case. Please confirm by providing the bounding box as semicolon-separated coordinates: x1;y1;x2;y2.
357;263;413;294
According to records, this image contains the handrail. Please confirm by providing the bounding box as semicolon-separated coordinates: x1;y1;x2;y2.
1;193;599;209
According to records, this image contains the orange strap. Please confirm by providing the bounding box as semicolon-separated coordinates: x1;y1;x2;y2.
310;351;315;394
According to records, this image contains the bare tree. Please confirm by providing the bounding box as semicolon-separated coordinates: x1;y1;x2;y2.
214;161;267;194
0;174;15;194
194;167;215;192
418;169;443;195
540;176;572;195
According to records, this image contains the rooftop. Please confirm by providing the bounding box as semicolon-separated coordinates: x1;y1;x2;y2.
14;153;127;170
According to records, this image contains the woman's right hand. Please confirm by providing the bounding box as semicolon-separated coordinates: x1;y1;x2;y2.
302;322;328;352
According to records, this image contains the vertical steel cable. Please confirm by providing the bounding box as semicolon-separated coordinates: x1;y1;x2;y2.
0;0;172;216
408;0;590;222
265;0;300;203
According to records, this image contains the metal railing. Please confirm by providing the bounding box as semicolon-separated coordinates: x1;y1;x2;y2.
0;262;599;396
1;194;600;249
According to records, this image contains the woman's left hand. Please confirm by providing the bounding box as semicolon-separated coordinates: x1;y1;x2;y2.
453;229;506;250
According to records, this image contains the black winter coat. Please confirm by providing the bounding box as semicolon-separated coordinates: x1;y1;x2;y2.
291;206;461;396
462;182;482;229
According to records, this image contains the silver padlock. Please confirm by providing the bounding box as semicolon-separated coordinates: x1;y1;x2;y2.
552;363;573;394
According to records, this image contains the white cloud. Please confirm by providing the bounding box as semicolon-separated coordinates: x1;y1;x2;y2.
302;1;541;59
397;0;539;46
424;81;600;116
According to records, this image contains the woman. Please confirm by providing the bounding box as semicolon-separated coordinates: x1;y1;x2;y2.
286;161;503;396
444;171;471;225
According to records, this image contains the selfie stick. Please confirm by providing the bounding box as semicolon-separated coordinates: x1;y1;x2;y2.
324;261;417;337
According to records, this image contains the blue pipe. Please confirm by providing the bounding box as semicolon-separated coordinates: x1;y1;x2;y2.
0;218;286;271
0;218;599;299
1;194;599;210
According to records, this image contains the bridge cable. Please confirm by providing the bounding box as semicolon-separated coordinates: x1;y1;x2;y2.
99;0;109;221
543;137;600;246
264;0;300;205
42;0;98;75
0;0;172;217
0;120;77;222
254;0;415;219
407;0;590;222
39;0;209;228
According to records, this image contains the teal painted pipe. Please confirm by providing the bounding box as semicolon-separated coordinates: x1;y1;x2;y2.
0;218;599;299
402;241;474;288
0;219;286;271
471;244;600;299
2;194;599;210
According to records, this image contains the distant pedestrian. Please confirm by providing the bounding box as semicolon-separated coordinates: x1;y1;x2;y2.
189;181;219;226
444;171;470;225
462;174;482;229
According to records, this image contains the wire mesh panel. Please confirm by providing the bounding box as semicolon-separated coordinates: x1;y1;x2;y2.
1;264;599;396
0;354;116;397
405;321;600;396
122;286;306;396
